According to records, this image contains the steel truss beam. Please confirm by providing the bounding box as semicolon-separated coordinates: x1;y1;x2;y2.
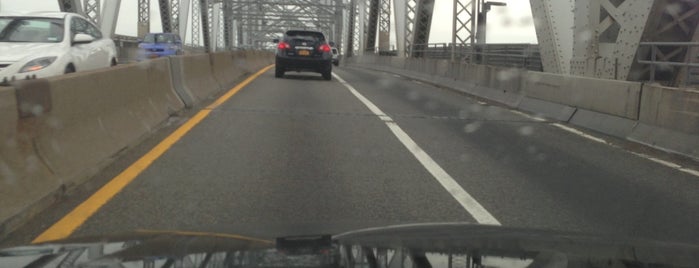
452;0;476;61
378;0;390;52
224;0;340;49
366;0;379;52
159;0;172;32
411;0;434;57
57;0;83;14
138;0;150;37
83;0;100;24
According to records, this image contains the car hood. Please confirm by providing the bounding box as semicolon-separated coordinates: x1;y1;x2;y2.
2;223;699;267
0;43;63;62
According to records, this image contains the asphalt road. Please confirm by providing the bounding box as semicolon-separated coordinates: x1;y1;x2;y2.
4;65;699;247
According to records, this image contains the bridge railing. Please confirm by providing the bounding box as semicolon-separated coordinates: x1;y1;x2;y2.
637;42;699;87
403;43;543;72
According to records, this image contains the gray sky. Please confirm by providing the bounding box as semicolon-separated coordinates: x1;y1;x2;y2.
0;0;538;44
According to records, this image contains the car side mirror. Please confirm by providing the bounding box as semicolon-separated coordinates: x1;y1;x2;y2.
272;38;279;43
73;33;95;45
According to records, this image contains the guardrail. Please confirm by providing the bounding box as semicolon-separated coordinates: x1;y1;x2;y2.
637;42;699;87
408;43;543;71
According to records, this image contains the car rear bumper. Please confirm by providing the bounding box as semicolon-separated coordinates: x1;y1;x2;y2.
276;56;331;72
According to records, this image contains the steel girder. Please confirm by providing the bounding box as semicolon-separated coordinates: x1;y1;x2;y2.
366;0;380;52
138;0;150;38
223;0;340;49
452;0;477;61
347;0;356;56
191;0;201;46
393;0;406;57
57;0;83;14
199;0;211;52
570;0;654;80
411;0;434;57
83;0;100;24
529;0;574;74
378;0;390;52
630;0;699;86
159;0;172;33
100;0;121;38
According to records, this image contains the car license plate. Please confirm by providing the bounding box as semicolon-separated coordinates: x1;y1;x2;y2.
298;50;310;56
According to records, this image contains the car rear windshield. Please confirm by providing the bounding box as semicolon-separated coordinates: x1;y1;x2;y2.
0;17;64;43
144;33;179;44
285;31;325;45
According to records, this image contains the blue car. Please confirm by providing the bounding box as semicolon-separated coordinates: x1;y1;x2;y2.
137;33;183;60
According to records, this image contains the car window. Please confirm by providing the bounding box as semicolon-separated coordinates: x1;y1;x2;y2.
71;17;101;39
0;17;64;43
285;31;325;45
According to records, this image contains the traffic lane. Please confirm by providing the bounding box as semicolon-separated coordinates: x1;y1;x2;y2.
334;67;699;244
71;69;474;240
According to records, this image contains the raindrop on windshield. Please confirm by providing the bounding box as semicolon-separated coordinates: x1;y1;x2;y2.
463;121;483;133
1;159;17;185
407;90;420;101
518;125;535;136
31;104;44;116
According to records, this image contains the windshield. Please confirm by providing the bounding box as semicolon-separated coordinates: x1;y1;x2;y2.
0;17;64;43
143;33;177;43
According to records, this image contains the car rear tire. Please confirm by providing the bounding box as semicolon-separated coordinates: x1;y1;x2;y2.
322;69;332;80
275;66;284;78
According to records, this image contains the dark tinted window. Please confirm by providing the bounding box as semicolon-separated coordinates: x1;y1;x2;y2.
284;31;325;45
144;33;180;43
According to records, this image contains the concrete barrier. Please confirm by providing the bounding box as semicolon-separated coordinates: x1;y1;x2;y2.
210;51;248;90
522;72;641;120
180;54;221;102
33;58;184;179
629;84;699;158
1;58;185;237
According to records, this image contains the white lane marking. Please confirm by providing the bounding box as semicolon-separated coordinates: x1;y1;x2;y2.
392;74;401;78
551;123;608;144
510;110;547;122
630;152;699;178
476;101;487;105
333;73;501;225
680;168;699;177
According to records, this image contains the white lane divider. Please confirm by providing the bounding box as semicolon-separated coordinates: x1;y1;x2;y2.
333;73;501;225
551;123;609;145
509;110;547;122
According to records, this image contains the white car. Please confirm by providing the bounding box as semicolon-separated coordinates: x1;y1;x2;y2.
0;12;118;82
331;48;339;66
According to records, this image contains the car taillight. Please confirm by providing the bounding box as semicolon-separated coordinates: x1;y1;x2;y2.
277;41;291;50
319;44;331;53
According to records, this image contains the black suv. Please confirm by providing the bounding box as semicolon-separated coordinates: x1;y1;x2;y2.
274;30;333;80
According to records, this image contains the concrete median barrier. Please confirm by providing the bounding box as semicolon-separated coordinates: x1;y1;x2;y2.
0;59;184;237
34;58;183;179
629;84;699;159
210;51;248;90
179;54;221;102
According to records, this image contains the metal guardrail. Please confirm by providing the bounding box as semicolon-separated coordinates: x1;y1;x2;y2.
393;43;543;71
637;42;699;86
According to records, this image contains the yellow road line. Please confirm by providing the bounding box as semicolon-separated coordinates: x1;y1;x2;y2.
32;64;274;244
134;229;273;244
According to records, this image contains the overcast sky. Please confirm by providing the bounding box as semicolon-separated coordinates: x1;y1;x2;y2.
0;0;538;44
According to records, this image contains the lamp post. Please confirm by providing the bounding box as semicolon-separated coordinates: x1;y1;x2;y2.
477;1;506;44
